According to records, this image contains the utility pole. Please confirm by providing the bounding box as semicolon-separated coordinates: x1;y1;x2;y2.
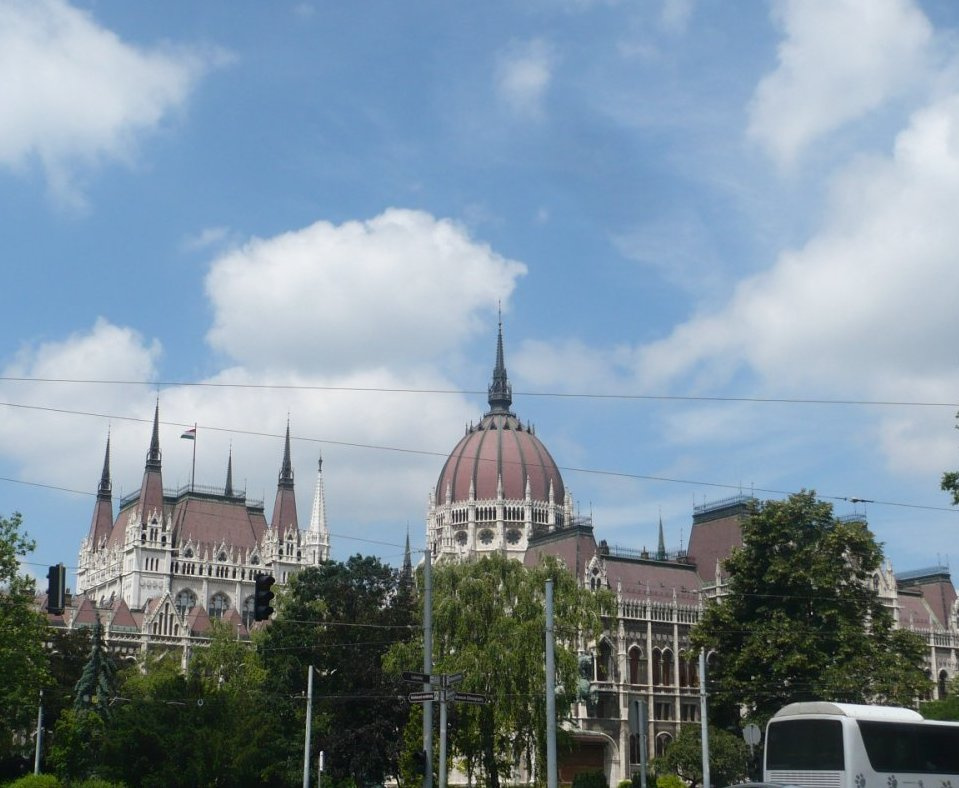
303;664;314;788
545;579;557;788
34;689;43;775
700;650;710;788
423;549;433;788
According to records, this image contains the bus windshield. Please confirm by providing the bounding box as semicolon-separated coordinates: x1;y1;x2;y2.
766;719;844;771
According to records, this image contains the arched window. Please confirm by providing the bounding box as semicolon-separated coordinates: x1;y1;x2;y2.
242;596;255;628
209;592;230;620
629;646;646;685
175;588;196;617
652;649;662;686
596;640;613;682
662;648;674;686
629;733;642;764
655;732;673;757
939;670;949;699
679;651;690;687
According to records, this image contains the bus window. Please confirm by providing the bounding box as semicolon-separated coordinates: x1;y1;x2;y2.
767;719;844;771
859;721;959;775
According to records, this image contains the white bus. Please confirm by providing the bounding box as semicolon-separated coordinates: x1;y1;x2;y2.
763;701;959;788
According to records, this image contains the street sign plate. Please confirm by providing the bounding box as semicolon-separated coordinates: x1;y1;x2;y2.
452;691;488;705
408;690;438;702
402;671;431;684
444;672;464;686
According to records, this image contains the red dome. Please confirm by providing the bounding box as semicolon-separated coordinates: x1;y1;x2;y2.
435;412;565;504
436;321;566;505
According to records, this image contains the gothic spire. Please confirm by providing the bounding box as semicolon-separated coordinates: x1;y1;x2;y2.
224;446;234;497
278;420;294;489
487;316;513;415
98;431;112;499
271;421;298;531
87;432;114;549
145;401;161;470
656;516;667;561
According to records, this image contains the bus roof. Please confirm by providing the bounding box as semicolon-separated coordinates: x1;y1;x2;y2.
771;702;923;722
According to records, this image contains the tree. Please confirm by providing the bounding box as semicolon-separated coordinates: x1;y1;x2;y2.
0;512;50;778
260;555;417;787
692;491;929;727
386;553;613;788
73;615;118;718
652;725;748;788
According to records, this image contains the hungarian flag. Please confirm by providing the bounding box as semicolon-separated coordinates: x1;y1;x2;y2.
181;427;196;440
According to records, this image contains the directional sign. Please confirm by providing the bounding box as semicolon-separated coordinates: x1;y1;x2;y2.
402;671;432;684
451;691;488;705
408;690;439;702
444;672;464;686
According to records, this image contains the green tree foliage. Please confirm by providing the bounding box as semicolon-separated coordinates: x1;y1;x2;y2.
692;491;930;726
0;513;50;778
571;769;609;788
260;555;417;787
73;616;118;718
386;553;612;788
652;725;748;788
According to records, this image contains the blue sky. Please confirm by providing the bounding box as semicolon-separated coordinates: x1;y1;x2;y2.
3;0;959;585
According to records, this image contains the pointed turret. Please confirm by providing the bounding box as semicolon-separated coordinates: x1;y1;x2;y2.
487;317;513;415
138;404;164;524
87;433;114;549
224;448;234;497
656;516;667;561
306;453;329;562
271;421;298;531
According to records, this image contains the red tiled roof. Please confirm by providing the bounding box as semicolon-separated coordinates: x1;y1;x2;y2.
172;497;268;552
187;606;212;635
899;591;936;630
687;514;744;583
71;596;99;627
109;598;138;631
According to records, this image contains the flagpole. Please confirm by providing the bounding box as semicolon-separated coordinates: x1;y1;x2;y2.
191;422;197;491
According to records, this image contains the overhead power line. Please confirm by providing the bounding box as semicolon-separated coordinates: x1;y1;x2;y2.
1;399;958;515
2;375;958;408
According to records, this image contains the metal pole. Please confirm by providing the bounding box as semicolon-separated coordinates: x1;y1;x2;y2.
545;579;557;788
34;689;43;775
303;664;314;788
700;650;710;788
318;751;324;788
191;423;197;491
439;693;448;788
423;549;433;788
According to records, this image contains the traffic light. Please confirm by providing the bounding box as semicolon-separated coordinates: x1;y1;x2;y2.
47;563;66;615
253;574;275;621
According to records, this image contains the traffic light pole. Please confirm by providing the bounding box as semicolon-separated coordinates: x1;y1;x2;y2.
423;550;433;788
303;664;314;788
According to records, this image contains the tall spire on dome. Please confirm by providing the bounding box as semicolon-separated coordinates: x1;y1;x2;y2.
98;431;112;499
487;311;513;415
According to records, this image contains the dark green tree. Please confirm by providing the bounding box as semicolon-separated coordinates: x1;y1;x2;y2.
692;491;929;726
73;615;118;718
0;512;50;777
386;553;613;788
261;555;417;787
652;725;748;788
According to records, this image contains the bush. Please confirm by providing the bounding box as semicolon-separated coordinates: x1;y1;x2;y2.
5;776;61;788
74;779;127;788
618;780;634;788
572;770;608;788
656;775;685;788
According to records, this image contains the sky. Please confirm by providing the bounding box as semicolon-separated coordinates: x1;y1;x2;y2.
3;0;959;587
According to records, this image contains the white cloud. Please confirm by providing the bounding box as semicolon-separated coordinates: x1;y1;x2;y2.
495;39;556;119
205;208;526;374
0;0;225;207
660;0;694;34
748;0;932;167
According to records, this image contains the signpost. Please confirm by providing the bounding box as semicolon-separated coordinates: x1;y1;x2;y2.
403;668;489;788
